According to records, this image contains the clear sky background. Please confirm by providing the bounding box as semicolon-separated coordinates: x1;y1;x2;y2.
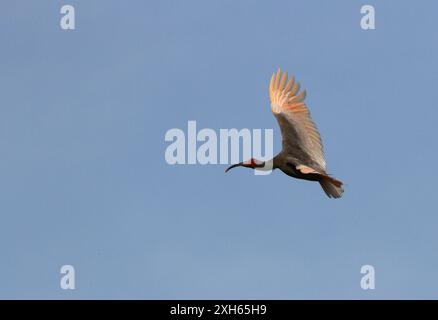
1;0;438;299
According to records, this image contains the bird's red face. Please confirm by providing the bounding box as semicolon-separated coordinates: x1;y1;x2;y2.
243;158;262;168
225;158;264;172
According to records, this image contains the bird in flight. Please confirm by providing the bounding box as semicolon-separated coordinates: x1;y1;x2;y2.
226;69;344;198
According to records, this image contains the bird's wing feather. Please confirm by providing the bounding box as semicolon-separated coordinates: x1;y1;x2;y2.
269;69;326;171
295;164;320;174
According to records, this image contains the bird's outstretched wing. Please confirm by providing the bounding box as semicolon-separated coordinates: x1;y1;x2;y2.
269;68;326;172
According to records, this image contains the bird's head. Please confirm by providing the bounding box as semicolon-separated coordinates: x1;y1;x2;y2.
225;158;265;172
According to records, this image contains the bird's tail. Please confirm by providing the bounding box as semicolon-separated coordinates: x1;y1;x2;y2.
319;175;344;199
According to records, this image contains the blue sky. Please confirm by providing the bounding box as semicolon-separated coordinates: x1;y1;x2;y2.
1;0;438;299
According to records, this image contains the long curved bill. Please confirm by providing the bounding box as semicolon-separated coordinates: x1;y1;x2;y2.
225;162;243;173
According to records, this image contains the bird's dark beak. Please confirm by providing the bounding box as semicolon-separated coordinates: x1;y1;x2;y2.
225;162;244;173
